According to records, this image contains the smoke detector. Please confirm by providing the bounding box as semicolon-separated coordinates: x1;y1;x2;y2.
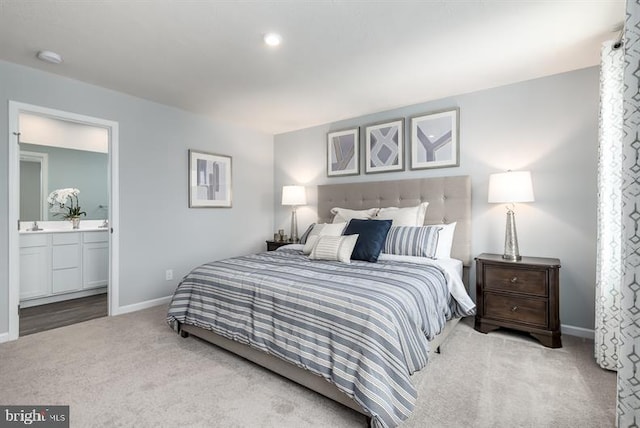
36;50;63;64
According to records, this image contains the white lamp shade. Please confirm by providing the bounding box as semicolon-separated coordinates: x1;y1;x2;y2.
488;171;535;203
282;185;307;206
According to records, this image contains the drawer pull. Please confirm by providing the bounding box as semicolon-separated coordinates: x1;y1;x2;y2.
510;277;518;283
511;306;519;312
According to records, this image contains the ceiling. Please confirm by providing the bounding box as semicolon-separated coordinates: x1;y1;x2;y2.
0;1;625;135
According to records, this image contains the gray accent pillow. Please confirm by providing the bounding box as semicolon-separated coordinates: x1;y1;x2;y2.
299;223;315;244
383;225;443;258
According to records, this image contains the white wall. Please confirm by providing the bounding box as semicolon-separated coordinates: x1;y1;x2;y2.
274;67;599;331
0;60;274;335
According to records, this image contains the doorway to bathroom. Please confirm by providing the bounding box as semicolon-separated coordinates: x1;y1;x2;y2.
8;102;120;340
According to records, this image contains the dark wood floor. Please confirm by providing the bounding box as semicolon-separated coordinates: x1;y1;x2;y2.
19;293;108;336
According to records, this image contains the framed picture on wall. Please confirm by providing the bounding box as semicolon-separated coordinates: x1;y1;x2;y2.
410;108;459;170
327;128;359;176
364;119;404;174
189;150;232;208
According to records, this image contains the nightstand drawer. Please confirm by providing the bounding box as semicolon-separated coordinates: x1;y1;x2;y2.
484;265;547;296
484;292;547;327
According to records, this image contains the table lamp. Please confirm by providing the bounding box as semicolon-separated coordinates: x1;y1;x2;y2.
488;171;535;261
282;185;307;243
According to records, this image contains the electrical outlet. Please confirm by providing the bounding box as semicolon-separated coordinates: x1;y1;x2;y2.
165;269;173;281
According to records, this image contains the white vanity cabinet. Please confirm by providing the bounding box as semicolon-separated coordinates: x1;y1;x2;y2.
82;231;109;289
19;234;51;300
52;233;82;294
19;230;109;306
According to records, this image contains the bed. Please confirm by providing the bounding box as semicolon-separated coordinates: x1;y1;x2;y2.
167;176;474;428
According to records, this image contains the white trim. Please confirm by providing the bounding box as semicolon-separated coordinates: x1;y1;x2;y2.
8;101;120;342
0;332;9;344
561;324;595;340
108;121;119;319
116;296;172;315
8;105;20;341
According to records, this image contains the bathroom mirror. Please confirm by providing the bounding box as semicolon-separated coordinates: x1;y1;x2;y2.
18;113;109;222
19;151;48;221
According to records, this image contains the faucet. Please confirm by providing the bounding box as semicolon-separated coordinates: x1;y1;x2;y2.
31;221;42;231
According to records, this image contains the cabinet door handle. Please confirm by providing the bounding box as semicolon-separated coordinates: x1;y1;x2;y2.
511;306;519;312
510;276;518;283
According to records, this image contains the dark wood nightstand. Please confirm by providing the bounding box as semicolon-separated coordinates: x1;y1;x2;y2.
474;253;562;348
266;240;291;251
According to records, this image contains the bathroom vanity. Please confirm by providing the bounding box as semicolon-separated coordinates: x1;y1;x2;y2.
19;221;109;308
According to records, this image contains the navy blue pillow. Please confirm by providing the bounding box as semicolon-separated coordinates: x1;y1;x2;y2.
343;219;393;262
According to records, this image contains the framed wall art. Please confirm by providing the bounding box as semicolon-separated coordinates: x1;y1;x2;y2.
410;108;459;170
189;150;232;208
327;128;359;177
364;119;404;174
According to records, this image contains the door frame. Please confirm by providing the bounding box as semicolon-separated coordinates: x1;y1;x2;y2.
8;101;120;341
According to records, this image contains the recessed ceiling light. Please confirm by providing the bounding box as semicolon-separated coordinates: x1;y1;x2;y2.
36;50;63;64
263;33;282;47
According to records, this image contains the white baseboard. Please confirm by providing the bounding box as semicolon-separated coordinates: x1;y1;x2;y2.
561;324;595;339
0;332;9;344
115;295;172;315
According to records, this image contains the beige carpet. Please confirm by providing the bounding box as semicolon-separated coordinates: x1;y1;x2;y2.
0;305;615;427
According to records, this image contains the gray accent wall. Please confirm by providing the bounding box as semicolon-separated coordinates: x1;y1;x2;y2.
274;67;599;332
0;60;274;335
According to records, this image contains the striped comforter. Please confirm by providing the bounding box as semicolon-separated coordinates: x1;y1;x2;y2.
167;248;474;428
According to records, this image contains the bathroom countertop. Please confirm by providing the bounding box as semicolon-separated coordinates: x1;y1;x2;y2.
19;220;109;234
19;227;108;234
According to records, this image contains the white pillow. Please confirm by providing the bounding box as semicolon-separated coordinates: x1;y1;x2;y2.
302;222;347;254
309;234;359;264
302;235;320;255
376;202;429;226
434;222;457;259
331;207;379;223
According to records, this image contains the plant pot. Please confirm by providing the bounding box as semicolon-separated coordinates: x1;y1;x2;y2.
70;217;81;229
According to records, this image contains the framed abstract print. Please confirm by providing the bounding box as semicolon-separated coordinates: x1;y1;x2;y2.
410;108;459;170
189;150;232;208
327;128;359;177
364;119;404;174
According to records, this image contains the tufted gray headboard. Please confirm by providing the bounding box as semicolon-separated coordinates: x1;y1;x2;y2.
317;175;471;265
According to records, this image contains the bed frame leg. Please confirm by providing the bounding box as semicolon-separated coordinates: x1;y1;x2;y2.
435;345;441;354
179;328;189;338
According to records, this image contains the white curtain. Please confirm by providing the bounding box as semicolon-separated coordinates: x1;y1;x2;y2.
618;0;640;424
596;1;640;424
595;40;623;371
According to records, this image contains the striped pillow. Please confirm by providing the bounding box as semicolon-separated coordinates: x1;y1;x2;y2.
302;222;347;254
309;234;359;264
383;226;442;258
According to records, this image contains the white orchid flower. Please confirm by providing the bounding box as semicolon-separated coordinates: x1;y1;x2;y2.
47;188;85;219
